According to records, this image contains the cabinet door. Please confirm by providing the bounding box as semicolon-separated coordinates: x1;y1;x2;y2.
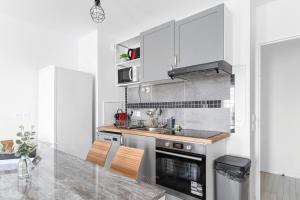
123;133;156;184
175;4;224;68
141;21;175;82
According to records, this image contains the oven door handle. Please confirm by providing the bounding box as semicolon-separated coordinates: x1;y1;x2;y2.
155;150;203;161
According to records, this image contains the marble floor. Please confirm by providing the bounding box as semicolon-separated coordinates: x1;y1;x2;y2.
261;172;300;200
165;194;182;200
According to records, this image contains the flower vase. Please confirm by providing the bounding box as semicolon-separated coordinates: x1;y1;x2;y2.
18;155;32;179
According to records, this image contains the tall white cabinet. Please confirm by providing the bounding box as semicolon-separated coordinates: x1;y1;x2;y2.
38;66;93;159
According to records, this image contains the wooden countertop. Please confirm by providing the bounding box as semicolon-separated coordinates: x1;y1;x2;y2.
97;126;230;144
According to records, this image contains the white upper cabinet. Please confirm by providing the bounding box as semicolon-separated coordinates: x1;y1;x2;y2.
175;4;224;68
140;21;175;82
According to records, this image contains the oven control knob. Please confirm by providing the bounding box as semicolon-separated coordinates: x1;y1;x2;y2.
186;145;192;151
165;142;170;147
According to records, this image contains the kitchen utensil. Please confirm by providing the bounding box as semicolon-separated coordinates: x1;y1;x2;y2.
114;109;129;128
127;48;140;60
167;117;175;129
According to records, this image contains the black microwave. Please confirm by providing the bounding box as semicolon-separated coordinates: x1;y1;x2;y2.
118;66;139;84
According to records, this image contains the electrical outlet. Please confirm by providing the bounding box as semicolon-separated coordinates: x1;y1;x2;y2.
145;86;151;93
136;111;141;117
16;113;22;120
24;113;31;119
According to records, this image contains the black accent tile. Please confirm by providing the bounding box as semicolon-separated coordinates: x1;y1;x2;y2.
126;100;223;109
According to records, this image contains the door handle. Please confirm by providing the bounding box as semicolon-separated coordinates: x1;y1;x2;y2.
121;135;125;145
155;150;203;161
174;55;178;67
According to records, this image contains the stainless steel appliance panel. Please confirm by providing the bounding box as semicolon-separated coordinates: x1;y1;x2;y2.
156;139;206;155
118;66;139;84
156;139;206;200
123;133;156;184
96;132;122;168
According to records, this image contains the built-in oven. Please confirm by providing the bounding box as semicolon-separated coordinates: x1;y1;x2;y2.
156;139;206;200
118;66;139;84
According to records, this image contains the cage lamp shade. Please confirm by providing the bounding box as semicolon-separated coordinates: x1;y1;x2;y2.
90;0;105;23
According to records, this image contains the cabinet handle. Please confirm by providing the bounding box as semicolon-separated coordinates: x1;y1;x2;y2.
174;55;178;66
129;68;133;81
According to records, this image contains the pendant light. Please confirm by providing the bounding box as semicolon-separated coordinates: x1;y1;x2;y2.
90;0;105;23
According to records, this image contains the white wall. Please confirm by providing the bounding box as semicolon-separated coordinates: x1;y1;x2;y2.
224;0;251;157
0;14;78;140
78;31;98;76
38;66;55;144
97;28;124;126
78;31;98;128
256;0;300;44
250;0;258;198
260;39;300;178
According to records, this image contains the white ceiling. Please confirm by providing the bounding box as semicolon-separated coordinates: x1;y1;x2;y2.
254;0;277;7
0;0;225;38
0;0;97;38
100;0;225;39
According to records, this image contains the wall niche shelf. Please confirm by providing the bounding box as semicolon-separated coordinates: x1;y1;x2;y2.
115;36;141;67
117;58;141;68
115;36;141;87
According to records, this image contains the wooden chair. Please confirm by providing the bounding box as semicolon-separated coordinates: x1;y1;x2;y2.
110;146;144;180
86;140;112;167
0;140;14;153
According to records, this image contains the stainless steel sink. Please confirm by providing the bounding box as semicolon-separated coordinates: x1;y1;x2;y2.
136;127;162;131
135;127;172;134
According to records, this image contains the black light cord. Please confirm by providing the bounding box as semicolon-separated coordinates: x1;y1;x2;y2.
138;85;142;103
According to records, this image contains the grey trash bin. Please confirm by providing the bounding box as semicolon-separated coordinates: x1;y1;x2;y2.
215;155;251;200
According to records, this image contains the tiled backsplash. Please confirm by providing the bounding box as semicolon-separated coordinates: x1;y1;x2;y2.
127;100;223;109
127;74;232;132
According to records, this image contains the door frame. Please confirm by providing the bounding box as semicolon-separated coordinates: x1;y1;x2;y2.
254;34;300;200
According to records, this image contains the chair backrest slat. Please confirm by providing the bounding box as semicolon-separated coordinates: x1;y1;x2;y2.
86;140;112;167
110;146;144;180
0;140;14;153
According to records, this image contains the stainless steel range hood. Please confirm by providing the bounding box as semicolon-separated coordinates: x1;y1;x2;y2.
168;60;232;80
